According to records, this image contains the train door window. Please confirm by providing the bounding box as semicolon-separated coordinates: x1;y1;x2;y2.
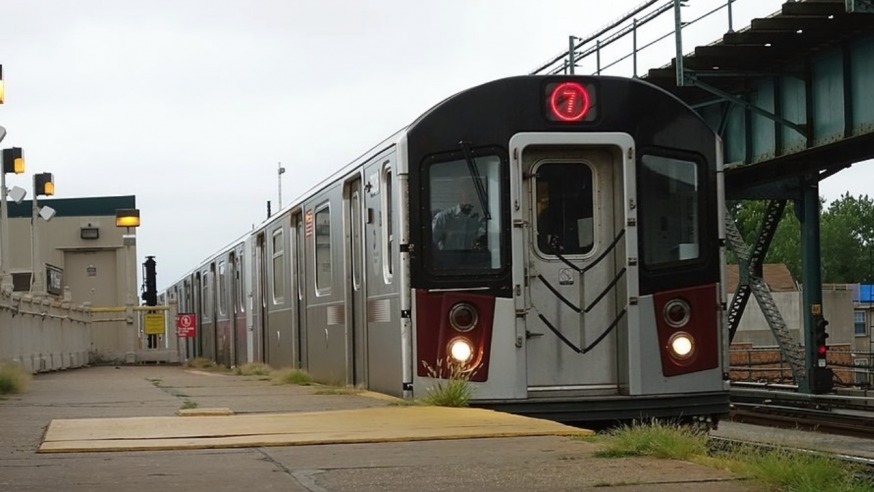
272;229;285;303
315;204;332;294
203;270;212;321
638;155;701;267
235;254;244;313
534;162;594;256
351;190;362;290
382;163;393;283
218;260;228;316
428;154;504;272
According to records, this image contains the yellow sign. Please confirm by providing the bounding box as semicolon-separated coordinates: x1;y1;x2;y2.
143;313;165;335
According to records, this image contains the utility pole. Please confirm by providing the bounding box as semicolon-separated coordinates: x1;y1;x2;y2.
278;161;286;209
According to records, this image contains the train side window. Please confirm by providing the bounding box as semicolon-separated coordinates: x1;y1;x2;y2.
382;163;393;283
534;162;594;256
218;260;227;316
272;229;285;303
315;204;332;294
638;154;701;266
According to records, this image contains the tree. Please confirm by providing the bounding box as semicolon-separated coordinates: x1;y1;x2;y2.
820;193;874;283
728;194;874;283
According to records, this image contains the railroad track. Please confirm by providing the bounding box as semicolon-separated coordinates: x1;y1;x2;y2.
731;401;874;439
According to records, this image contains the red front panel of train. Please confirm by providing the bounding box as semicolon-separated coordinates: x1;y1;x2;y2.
653;283;720;377
415;290;495;382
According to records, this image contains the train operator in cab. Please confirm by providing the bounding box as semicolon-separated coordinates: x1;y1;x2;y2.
431;181;486;251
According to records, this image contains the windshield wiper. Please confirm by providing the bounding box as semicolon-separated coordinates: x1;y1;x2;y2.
459;141;491;220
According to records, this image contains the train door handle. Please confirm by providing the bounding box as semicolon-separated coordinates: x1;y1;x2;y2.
526;330;544;339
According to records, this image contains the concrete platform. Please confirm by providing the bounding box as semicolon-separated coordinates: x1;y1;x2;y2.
40;406;587;453
0;366;756;491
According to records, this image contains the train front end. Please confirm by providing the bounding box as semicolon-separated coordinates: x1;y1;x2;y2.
407;75;728;424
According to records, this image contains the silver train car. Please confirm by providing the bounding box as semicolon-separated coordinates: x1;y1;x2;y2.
165;75;729;423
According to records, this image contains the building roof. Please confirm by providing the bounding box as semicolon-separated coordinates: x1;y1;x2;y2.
6;195;135;219
725;263;798;293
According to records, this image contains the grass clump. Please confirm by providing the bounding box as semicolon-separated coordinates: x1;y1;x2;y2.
593;420;708;460
314;386;362;395
591;420;872;492
0;361;31;395
419;359;475;407
235;363;272;376
271;368;313;385
185;357;217;369
180;400;199;410
718;445;870;492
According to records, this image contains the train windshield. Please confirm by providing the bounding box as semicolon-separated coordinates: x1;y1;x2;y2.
638;154;702;266
428;155;504;272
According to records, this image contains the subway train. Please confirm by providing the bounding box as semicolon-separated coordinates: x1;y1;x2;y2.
164;75;729;424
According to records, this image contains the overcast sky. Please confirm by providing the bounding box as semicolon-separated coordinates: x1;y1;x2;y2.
2;0;869;291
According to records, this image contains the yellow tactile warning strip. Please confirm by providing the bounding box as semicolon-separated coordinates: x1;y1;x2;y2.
39;406;590;453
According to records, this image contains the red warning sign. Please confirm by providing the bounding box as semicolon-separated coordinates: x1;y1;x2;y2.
176;313;197;338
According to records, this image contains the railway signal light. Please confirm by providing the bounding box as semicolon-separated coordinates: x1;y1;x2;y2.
2;147;24;174
34;173;54;196
814;316;829;360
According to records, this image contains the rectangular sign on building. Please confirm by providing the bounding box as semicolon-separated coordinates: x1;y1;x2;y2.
143;313;165;335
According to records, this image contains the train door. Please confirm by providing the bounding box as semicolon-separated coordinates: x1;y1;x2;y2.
193;273;203;358
215;260;232;366
254;232;267;363
291;211;306;370
514;136;628;394
345;176;367;386
201;265;217;361
265;220;296;368
231;247;247;366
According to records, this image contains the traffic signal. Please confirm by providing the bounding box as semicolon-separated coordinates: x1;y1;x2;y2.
2;147;24;174
34;173;54;196
814;316;829;360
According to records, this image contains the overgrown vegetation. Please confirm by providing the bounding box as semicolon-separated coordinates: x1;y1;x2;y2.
590;421;872;492
185;357;217;370
180;400;199;410
271;368;313;385
0;361;31;395
234;363;272;376
419;360;475;407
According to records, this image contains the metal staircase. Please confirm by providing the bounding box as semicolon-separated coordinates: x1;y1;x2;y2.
726;201;806;383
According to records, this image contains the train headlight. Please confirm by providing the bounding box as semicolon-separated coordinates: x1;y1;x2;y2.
668;332;695;360
449;302;478;332
663;299;690;328
448;337;474;364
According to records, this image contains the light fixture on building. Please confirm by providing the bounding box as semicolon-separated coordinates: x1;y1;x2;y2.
115;209;140;228
80;226;99;240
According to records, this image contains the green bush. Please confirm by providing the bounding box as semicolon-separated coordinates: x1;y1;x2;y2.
0;361;31;395
235;363;272;376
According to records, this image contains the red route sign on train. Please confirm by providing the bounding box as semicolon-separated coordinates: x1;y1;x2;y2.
176;313;196;338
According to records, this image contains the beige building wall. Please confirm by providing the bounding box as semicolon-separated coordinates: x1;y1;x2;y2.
4;195;138;363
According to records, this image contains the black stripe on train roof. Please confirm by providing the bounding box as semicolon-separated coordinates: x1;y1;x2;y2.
6;195;136;219
405;75;714;153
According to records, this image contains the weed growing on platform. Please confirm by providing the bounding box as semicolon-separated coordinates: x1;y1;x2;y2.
715;445;870;492
271;368;312;385
180;400;198;410
0;361;30;395
592;420;708;460
185;357;216;369
314;386;362;395
235;363;271;376
419;360;474;407
591;421;872;492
